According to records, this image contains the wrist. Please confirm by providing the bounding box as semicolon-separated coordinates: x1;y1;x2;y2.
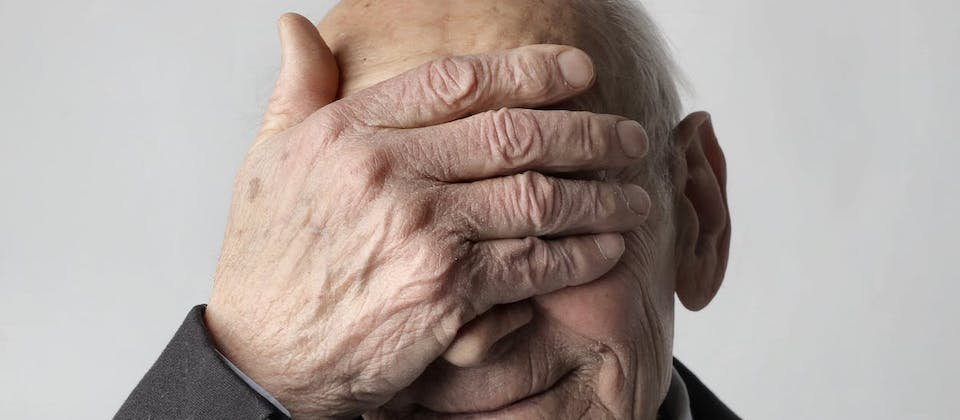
203;301;271;388
203;301;361;419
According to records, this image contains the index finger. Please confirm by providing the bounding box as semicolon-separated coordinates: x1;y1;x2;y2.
332;44;595;129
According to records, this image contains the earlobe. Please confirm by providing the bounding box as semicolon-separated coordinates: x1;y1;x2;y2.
672;112;731;311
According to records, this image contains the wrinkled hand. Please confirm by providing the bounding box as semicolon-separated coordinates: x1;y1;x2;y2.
205;13;652;419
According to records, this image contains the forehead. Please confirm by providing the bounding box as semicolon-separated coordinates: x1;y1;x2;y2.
318;0;582;96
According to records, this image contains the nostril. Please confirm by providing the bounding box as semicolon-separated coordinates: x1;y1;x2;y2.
442;301;534;368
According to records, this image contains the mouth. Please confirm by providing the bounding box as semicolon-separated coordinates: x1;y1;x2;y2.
421;369;574;418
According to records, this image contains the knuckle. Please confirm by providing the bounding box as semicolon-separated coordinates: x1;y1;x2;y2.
483;109;543;170
338;145;393;196
422;57;483;109
518;237;551;290
394;191;439;235
492;237;548;294
508;52;553;98
512;171;560;232
575;112;607;162
551;241;577;283
594;184;619;219
577;182;614;222
262;97;295;130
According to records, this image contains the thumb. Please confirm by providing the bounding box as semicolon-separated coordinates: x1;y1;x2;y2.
257;13;339;143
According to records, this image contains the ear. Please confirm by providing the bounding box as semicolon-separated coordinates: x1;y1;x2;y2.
672;111;731;311
255;13;340;144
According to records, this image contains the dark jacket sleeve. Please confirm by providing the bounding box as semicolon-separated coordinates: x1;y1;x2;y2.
116;305;288;420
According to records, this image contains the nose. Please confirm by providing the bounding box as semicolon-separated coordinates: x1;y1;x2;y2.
442;300;534;367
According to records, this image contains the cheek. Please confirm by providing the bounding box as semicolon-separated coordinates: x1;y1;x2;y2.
533;269;652;415
533;268;644;342
532;262;675;418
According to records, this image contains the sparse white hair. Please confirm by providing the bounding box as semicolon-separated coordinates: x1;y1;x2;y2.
568;0;684;206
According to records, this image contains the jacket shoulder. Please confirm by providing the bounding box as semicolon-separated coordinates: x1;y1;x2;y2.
673;359;741;420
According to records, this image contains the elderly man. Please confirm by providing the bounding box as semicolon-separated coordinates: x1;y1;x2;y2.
118;0;734;419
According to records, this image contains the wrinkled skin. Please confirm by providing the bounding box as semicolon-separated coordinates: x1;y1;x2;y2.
207;1;731;419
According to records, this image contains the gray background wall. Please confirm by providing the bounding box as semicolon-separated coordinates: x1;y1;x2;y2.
1;0;957;418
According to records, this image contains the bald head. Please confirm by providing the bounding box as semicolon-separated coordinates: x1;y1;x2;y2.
319;1;578;95
318;0;682;193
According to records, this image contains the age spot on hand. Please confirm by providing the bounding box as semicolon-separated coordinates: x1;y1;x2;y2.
247;177;262;202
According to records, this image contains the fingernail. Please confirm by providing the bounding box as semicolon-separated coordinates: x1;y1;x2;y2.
622;184;651;217
557;49;594;88
616;120;648;158
594;233;625;260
